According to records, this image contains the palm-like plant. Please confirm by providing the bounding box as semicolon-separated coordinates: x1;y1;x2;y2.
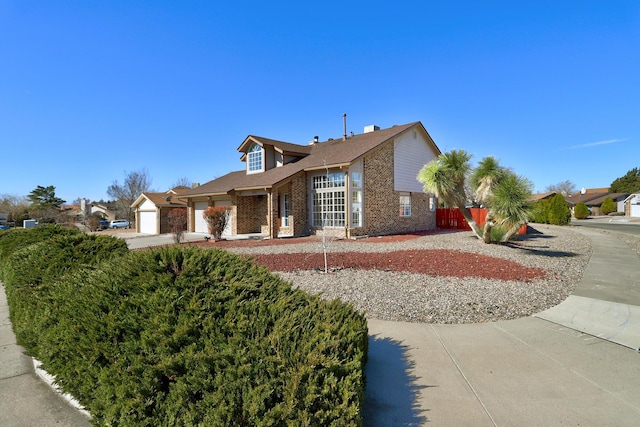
470;156;507;243
491;173;533;242
419;150;533;244
418;149;483;239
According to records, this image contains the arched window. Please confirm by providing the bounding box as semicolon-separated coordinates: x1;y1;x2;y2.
248;144;263;173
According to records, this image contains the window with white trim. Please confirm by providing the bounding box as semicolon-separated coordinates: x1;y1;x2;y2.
429;196;436;211
399;193;412;217
351;172;362;227
247;144;263;173
312;172;346;227
281;193;290;227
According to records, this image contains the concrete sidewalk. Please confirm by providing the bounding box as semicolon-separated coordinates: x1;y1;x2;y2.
0;285;91;426
364;227;640;426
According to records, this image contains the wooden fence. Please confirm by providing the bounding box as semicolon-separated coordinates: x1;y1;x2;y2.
436;208;527;234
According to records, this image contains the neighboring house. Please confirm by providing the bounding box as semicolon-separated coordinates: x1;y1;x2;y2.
530;192;557;202
131;187;189;234
624;194;640;217
179;122;441;239
564;188;629;215
89;203;117;221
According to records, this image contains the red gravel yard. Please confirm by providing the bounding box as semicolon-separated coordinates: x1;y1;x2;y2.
248;249;544;281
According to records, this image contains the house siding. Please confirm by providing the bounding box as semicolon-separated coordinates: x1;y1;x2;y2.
351;141;436;237
393;129;438;193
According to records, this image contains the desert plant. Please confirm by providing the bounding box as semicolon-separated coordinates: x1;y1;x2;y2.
600;197;617;215
573;202;590;219
202;206;230;241
167;208;188;243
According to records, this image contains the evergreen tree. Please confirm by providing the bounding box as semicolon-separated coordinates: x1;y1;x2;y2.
610;167;640;193
600;197;617;215
27;185;65;209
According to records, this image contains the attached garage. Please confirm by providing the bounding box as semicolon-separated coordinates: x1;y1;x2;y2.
194;201;209;233
131;188;189;235
139;210;157;234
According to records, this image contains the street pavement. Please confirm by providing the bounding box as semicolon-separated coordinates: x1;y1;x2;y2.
1;224;639;426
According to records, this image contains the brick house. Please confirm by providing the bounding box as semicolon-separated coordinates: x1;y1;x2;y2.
179;122;442;239
131;187;189;234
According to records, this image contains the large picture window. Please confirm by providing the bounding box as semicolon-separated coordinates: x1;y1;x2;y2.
248;144;263;173
312;172;346;227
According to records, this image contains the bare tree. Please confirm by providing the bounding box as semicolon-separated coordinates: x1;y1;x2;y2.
545;180;576;197
168;208;188;244
107;169;153;222
0;194;30;226
171;177;193;189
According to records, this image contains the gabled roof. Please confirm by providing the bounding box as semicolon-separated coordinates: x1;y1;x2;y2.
238;136;313;157
581;193;629;206
565;191;608;205
530;192;556;201
181;122;438;198
131;188;189;208
565;189;629;206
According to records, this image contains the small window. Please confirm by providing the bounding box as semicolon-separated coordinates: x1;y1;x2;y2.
399;194;412;217
429;196;436;212
352;172;362;188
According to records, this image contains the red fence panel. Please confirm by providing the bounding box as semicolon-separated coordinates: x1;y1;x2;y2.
436;208;527;235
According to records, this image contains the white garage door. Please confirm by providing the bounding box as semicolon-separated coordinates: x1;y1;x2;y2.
214;200;233;237
139;211;157;234
194;202;209;233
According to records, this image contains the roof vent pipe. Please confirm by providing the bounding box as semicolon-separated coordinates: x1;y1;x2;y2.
343;113;347;140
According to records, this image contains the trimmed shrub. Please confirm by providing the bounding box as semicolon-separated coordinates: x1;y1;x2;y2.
601;197;617;215
530;200;550;224
2;233;129;353
573;202;590;219
8;245;367;425
547;194;571;225
0;225;81;275
202;206;230;241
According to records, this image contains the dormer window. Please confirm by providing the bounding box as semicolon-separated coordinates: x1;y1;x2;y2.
248;144;263;173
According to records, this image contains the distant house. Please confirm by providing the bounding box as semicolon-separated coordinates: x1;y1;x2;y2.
179;122;441;239
89;203;117;221
565;188;629;215
624;194;640;217
131;187;189;234
530;192;557;202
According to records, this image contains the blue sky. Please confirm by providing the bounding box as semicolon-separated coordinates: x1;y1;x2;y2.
1;1;638;203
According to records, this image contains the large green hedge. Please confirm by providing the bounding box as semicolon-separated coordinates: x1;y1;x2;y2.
2;232;130;353
0;228;368;426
